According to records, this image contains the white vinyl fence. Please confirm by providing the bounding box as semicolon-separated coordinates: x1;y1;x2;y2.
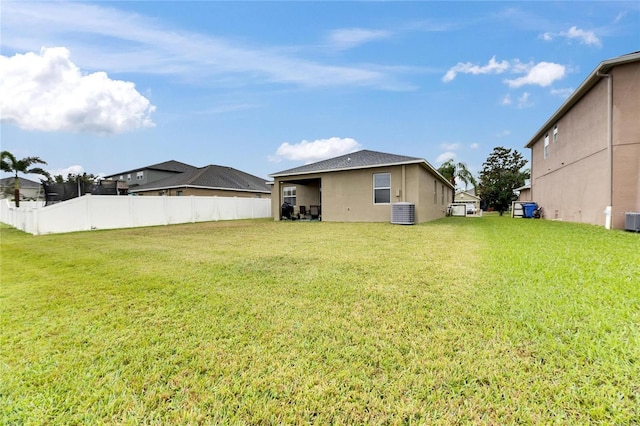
1;195;272;235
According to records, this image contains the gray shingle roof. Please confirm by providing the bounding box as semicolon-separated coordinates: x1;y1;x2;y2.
270;150;426;177
129;165;270;193
105;160;197;178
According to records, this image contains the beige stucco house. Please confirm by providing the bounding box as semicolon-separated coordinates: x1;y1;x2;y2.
525;51;640;230
270;150;454;223
0;177;43;201
454;190;481;213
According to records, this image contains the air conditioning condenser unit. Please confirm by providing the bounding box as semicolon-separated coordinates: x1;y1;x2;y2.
625;212;640;232
391;202;415;225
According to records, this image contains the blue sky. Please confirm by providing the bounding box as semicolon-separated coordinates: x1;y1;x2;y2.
1;1;639;185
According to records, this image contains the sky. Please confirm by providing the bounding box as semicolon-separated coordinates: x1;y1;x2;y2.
1;1;639;187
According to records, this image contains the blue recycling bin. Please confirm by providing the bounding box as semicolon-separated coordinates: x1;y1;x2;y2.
523;203;537;218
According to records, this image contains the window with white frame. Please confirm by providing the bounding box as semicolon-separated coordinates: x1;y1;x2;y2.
283;186;296;206
136;171;144;180
127;173;131;181
544;133;550;159
373;173;391;204
553;125;558;143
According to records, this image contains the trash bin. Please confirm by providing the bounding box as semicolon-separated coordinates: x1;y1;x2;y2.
523;203;537;218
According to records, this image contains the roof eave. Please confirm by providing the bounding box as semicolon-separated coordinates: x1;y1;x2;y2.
271;159;454;189
129;184;270;194
525;52;640;148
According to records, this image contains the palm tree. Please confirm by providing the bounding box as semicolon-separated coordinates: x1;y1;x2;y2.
0;151;50;208
437;159;477;190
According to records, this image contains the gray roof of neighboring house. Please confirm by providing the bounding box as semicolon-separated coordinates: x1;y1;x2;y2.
0;176;43;188
129;164;271;193
270;149;453;187
105;160;197;178
525;51;640;148
515;184;531;191
456;189;479;199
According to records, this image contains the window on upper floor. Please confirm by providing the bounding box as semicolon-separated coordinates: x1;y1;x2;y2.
553;125;558;143
136;171;144;180
544;133;550;159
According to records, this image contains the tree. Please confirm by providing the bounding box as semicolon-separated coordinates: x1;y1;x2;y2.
0;151;50;208
477;147;529;215
51;172;98;184
437;159;477;190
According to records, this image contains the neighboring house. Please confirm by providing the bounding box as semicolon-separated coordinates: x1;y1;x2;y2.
269;149;454;223
514;183;532;202
129;164;271;198
525;51;640;230
104;160;197;191
454;190;481;213
0;177;43;200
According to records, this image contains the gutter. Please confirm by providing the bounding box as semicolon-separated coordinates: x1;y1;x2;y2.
525;51;640;149
129;184;270;194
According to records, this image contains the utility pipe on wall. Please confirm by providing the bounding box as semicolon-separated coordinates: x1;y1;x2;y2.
597;71;613;230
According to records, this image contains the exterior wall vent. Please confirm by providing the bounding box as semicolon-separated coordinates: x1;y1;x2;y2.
625;212;640;232
391;202;415;225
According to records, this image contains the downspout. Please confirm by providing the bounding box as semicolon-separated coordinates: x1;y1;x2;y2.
401;165;406;202
597;71;613;229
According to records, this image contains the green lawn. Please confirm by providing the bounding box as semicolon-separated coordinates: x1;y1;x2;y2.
1;216;638;424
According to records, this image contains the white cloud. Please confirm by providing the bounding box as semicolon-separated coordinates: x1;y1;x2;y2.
440;142;460;151
501;94;512;105
540;26;601;47
550;87;574;98
436;151;456;163
444;56;567;89
1;2;409;91
48;165;85;178
0;47;156;134
505;62;566;88
328;28;392;50
270;137;362;164
517;92;532;108
564;26;601;46
442;56;510;82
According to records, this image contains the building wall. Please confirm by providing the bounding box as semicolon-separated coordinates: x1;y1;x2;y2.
517;188;532;202
415;165;451;222
531;61;639;229
272;164;451;223
611;62;640;228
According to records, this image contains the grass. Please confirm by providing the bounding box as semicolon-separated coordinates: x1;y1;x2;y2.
1;216;638;424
